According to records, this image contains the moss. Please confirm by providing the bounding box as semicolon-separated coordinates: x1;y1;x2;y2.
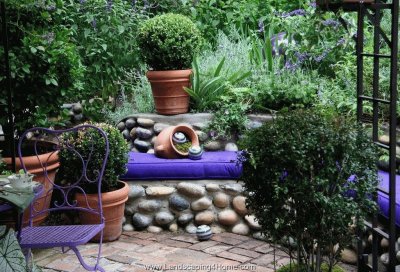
174;141;192;153
277;263;345;272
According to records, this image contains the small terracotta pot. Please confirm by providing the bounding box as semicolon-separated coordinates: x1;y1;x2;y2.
75;181;129;242
154;125;199;159
146;69;191;115
3;151;59;226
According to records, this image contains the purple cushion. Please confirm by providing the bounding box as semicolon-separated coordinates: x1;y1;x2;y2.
377;170;400;227
120;151;242;180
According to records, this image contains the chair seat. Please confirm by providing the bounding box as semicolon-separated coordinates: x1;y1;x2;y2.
20;224;104;249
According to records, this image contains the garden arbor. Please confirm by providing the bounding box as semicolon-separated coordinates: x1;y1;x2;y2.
320;0;399;271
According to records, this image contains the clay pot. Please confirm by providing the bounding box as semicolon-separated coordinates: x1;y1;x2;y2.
75;181;129;242
154;125;199;159
146;69;191;115
3;151;59;226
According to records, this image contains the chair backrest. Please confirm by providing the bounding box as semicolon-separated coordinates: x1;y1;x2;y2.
17;125;109;227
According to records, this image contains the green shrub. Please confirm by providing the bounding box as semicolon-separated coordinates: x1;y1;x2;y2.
137;13;202;70
0;1;85;136
239;108;378;271
277;263;345;272
59;123;129;193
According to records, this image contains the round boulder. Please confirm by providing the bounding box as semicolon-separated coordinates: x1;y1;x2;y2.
218;210;239;226
177;182;206;198
195;211;215;225
131;213;152;230
213;192;230;208
191;197;212;211
155;211;174;226
169;195;190;212
232;196;248;216
232;223;250;236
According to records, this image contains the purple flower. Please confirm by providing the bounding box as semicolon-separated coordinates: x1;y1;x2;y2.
337;38;345;46
91;18;97;29
79;0;86;4
281;9;306;18
106;0;113;11
46;5;56;11
322;19;340;28
279;170;288;182
309;2;317;8
295;52;310;63
42;32;55;44
258;19;264;33
284;60;298;71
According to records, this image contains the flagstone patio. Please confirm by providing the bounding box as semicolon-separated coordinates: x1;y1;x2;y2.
34;231;357;272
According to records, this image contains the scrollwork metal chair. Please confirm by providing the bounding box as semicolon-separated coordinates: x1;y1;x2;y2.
17;125;109;272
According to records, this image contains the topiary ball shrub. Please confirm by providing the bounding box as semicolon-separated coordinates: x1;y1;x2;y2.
137;13;202;70
59;123;129;193
238;108;378;271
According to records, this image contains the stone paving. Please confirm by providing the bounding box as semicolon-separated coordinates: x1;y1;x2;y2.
34;231;356;272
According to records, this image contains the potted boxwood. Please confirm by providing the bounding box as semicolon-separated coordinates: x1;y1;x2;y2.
137;13;202;115
239;108;378;272
59;122;129;242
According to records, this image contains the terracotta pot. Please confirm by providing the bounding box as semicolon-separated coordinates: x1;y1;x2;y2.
146;69;191;115
3;151;59;226
75;181;129;242
154;125;199;159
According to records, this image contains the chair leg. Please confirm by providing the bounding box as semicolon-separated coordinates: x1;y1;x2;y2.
70;246;105;272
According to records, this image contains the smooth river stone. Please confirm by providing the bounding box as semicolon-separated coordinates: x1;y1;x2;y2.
155;211;174;226
177;182;206;198
245;215;261;230
204;141;222;151
221;183;243;195
218;210;239;226
195;211;215;225
232;196;248;216
131;213;152;230
125;118;136;129
191;197;212;211
138;200;162;213
136;127;153;140
206;183;220;192
146;186;175;197
134;139;150;153
232;223;250;236
213;192;230;208
147;225;163;233
128;185;145;199
169;195;190;211
137;118;155;128
178;213;193;225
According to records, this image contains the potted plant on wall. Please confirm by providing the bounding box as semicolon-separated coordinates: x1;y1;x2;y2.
59;122;129;242
137;13;202;115
239;108;378;272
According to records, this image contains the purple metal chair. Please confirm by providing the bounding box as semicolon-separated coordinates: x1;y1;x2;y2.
17;125;109;272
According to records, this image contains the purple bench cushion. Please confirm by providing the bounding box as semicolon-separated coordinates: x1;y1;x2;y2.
377;170;400;227
120;151;242;180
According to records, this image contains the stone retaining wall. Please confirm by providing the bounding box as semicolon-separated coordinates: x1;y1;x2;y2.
117;113;273;153
123;180;263;238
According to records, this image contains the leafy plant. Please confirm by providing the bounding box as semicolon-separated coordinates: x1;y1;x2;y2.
137;13;202;70
0;0;85;141
239;108;379;271
61;0;147;103
184;57;251;112
0;226;42;272
59;123;129;193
